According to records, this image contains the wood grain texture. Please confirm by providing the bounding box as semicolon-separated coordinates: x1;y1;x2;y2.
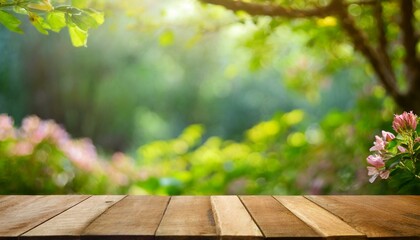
0;195;418;239
156;196;217;240
211;196;263;240
21;195;125;239
348;195;420;221
82;195;170;240
306;195;420;239
240;196;321;239
0;195;88;238
274;196;365;239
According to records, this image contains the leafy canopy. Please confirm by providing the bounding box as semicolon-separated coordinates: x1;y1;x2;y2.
0;0;104;47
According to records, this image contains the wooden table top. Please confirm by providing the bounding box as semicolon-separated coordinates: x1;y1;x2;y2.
0;195;418;239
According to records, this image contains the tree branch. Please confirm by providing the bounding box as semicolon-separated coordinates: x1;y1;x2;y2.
199;0;336;18
200;0;410;108
400;0;420;93
333;0;400;101
373;0;394;79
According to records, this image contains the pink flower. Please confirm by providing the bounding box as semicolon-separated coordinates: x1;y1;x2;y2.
379;170;390;179
392;111;418;133
381;130;395;141
369;135;385;152
61;139;98;171
367;154;385;168
0;114;15;140
366;154;390;183
21;115;41;134
21;116;69;145
369;131;395;152
367;167;390;183
10;141;34;156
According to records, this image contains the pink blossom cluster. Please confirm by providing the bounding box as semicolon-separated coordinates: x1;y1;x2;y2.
367;130;393;183
0;114;138;183
0;114;100;171
367;111;419;183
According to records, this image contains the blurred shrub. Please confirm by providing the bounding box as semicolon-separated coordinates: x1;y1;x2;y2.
134;106;412;195
0;114;140;194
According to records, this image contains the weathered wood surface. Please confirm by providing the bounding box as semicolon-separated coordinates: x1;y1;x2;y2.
211;196;263;240
0;195;418;239
22;195;125;240
274;196;364;239
240;196;321;239
0;195;89;239
306;195;420;239
83;195;170;240
155;196;217;240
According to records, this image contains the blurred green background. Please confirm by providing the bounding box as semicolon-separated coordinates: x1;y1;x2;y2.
1;0;417;194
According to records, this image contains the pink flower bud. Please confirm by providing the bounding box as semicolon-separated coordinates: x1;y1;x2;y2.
392;111;418;133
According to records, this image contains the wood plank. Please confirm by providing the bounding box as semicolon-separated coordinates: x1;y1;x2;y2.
0;195;88;239
306;195;420;239
0;196;43;240
350;195;420;221
155;196;217;240
21;195;125;239
211;196;263;240
240;196;321;239
82;195;170;240
274;196;365;239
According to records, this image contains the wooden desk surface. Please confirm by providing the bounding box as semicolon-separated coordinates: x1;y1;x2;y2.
0;195;418;239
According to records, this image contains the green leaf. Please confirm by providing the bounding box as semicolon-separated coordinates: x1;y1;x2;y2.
385;153;411;169
85;8;104;25
70;10;98;31
27;0;54;12
0;10;23;33
55;6;82;15
46;11;66;32
71;0;88;8
386;138;399;149
13;6;28;15
29;12;50;35
68;25;87;47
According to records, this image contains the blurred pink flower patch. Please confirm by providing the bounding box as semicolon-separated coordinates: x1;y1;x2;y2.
62;139;98;171
0;114;16;140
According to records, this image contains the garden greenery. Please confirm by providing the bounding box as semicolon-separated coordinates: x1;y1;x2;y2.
1;0;419;195
0;0;104;46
